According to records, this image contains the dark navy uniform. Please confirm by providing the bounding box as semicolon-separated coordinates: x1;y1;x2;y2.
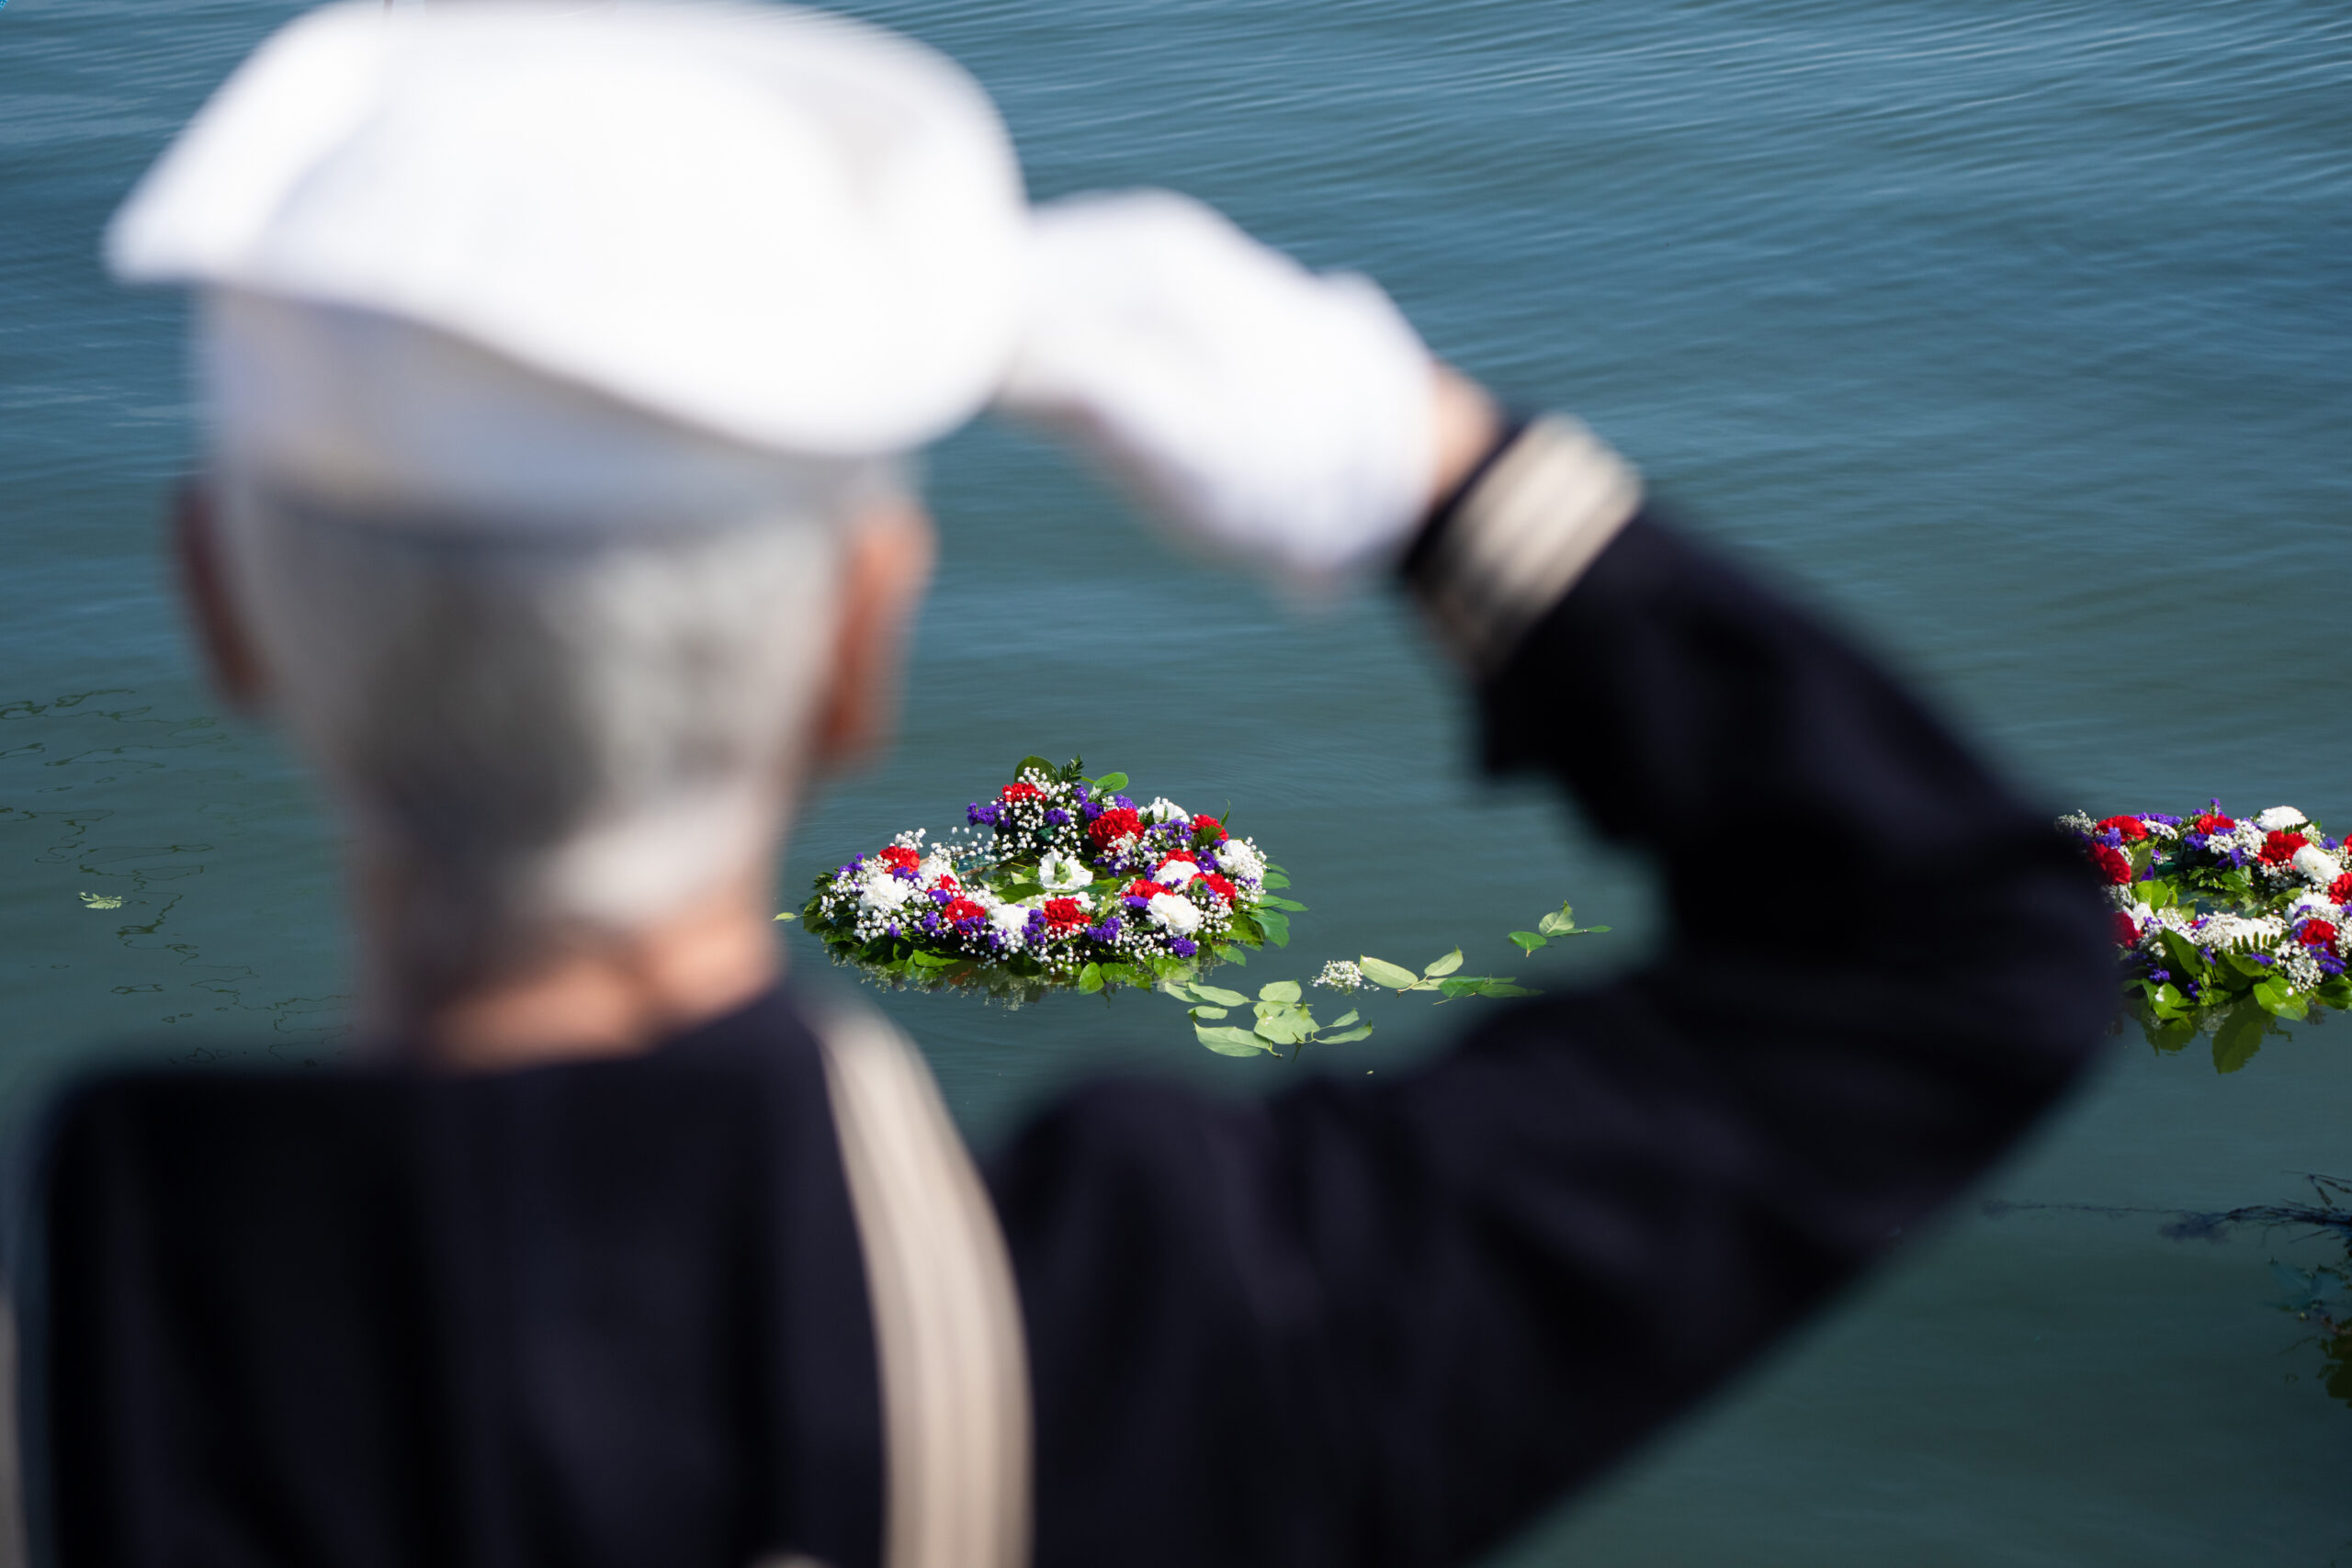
30;419;2113;1568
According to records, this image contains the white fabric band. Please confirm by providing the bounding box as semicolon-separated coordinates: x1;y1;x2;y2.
1413;415;1644;674
809;1005;1031;1568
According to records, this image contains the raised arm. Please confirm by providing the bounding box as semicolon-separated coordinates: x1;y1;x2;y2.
990;193;2113;1568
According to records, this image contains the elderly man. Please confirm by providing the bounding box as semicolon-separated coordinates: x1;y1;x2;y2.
28;4;2111;1567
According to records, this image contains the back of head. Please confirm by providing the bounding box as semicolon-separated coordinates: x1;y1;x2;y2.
106;0;1031;1005
205;296;871;998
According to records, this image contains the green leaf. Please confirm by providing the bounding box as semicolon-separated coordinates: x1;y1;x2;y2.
1358;955;1421;990
1258;910;1291;949
1317;1026;1374;1043
1092;772;1129;794
1188;1006;1230;1021
1196;1024;1274;1055
1423;948;1464;978
773;910;799;921
1192;985;1250;1007
1261;869;1290;890
1438;976;1531;998
1260;896;1308;913
1509;931;1546;953
1214;944;1250;966
2211;1005;2268;1074
2141;881;2177;910
1077;963;1104;995
1014;755;1056;781
2158;929;2210;982
1538;905;1577;936
1326;1010;1361;1030
1251;1008;1316;1045
1259;980;1303;1004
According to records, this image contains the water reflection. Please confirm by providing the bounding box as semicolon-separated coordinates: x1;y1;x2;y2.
2124;1000;2340;1076
1984;1174;2352;1412
0;690;348;1081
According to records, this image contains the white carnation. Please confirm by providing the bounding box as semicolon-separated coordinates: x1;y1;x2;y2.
2290;845;2341;886
989;903;1033;945
1146;891;1202;936
860;874;917;911
1143;796;1191;825
1216;837;1265;883
2256;806;2308;832
1038;851;1091;894
1154;857;1200;888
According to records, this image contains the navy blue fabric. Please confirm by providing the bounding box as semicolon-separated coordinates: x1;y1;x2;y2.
37;508;2111;1568
40;987;884;1568
990;511;2114;1568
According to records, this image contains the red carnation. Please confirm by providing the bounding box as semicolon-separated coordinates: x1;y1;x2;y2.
1124;879;1170;900
2088;843;2133;886
2330;872;2352;906
1001;780;1045;804
933;874;959;893
878;844;920;871
1192;815;1227;843
1088;807;1142;849
2260;829;2309;865
940;897;986;925
2192;813;2234;835
2109;911;2142;947
1043;897;1090;931
2096;816;2148;842
2297;919;2339;949
1196;872;1238;903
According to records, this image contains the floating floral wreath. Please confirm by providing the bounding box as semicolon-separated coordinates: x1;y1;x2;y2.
791;756;1303;1001
2062;803;2351;1063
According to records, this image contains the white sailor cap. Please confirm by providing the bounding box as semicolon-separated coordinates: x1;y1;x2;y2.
109;0;1027;524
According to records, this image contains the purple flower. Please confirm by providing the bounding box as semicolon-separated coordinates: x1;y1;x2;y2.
1123;896;1151;912
886;921;901;939
1087;918;1122;942
1169;937;1198;958
1112;794;1136;811
2185;832;2208;851
889;865;920;883
929;886;956;905
920;912;943;935
1080;800;1105;822
967;802;1001;827
1045;807;1071;827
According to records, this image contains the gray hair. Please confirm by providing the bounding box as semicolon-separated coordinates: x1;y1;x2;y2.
213;470;854;1007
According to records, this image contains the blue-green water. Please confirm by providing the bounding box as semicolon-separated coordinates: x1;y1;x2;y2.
4;0;2348;1560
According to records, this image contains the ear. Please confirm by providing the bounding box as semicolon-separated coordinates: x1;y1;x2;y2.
810;494;937;772
173;479;270;708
